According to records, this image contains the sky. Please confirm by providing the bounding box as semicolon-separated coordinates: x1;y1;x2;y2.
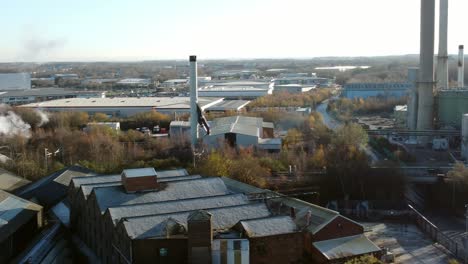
1;0;467;62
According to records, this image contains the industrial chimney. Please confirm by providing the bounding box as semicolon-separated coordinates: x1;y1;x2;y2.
416;0;435;131
436;0;449;90
189;55;199;147
458;45;465;88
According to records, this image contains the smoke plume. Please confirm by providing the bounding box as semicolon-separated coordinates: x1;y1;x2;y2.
0;111;31;138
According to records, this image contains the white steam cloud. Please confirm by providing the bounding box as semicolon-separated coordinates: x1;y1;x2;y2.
0;111;31;138
0;105;49;138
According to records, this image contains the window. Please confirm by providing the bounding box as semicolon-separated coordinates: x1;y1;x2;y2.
159;248;168;257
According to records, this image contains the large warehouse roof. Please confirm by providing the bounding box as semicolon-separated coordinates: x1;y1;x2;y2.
20;96;223;110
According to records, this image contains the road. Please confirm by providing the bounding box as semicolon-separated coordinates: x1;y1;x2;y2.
316;99;380;163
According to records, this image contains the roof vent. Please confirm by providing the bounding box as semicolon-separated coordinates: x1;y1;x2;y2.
121;168;158;193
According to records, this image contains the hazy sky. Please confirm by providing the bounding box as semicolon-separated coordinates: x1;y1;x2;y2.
1;0;467;62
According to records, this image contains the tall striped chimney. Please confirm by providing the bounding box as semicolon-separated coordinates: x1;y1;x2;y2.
458;45;465;88
189;55;199;147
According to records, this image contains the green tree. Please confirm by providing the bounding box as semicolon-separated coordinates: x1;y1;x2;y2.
345;255;382;264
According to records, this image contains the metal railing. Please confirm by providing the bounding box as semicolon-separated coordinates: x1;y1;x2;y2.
408;204;464;260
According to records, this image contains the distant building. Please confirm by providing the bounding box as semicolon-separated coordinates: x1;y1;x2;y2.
198;86;272;100
161;79;188;88
20;97;223;117
0;73;31;91
116;78;152;87
204;116;282;151
86;122;121;131
0;190;43;262
273;84;316;94
0;88;105;105
273;76;333;88
342;83;412;99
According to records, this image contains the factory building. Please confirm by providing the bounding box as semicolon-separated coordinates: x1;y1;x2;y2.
0;190;43;262
0;88;105;105
342;83;412;99
462;114;468;160
20;97;223;117
0;73;31;91
204;116;281;151
68;167;380;264
198;86;272;99
437;89;468;129
273;77;333;88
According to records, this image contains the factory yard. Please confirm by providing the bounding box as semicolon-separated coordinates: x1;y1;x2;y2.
363;222;453;264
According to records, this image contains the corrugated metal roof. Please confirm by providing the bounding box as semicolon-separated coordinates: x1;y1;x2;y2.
209;116;265;137
205;100;250;111
239;216;297;237
220;177;343;234
108;193;248;225
0;167;30;192
123;203;271;239
94;177;230;213
312;235;381;260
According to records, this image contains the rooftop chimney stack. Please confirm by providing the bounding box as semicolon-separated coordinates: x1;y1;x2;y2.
121;168;158;193
416;0;436;131
189;55;199;147
436;0;449;90
458;45;465;87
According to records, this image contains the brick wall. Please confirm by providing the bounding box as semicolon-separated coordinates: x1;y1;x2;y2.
312;216;363;242
249;232;304;264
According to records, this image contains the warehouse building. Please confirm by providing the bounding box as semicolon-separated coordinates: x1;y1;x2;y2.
273;76;334;88
342;83;412;99
204;116;282;151
0;88;105;105
273;84;316;94
68;167;380;263
0;190;43;262
0;73;31;91
20;97;224;117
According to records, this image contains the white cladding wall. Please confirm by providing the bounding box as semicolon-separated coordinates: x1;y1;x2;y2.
212;239;249;264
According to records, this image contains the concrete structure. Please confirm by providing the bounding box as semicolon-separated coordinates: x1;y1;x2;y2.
342;83;412;99
394;105;408;129
68;167;379;264
436;0;449;90
458;45;465;88
416;0;435;131
20;97;223;118
0;88;105;105
0;73;31;91
190;55;199;147
437;89;468;128
407;67;419;130
204;116;281;151
0;190;43;263
462;114;468;160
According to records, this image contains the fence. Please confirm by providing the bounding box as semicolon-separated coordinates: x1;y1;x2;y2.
408;204;465;260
